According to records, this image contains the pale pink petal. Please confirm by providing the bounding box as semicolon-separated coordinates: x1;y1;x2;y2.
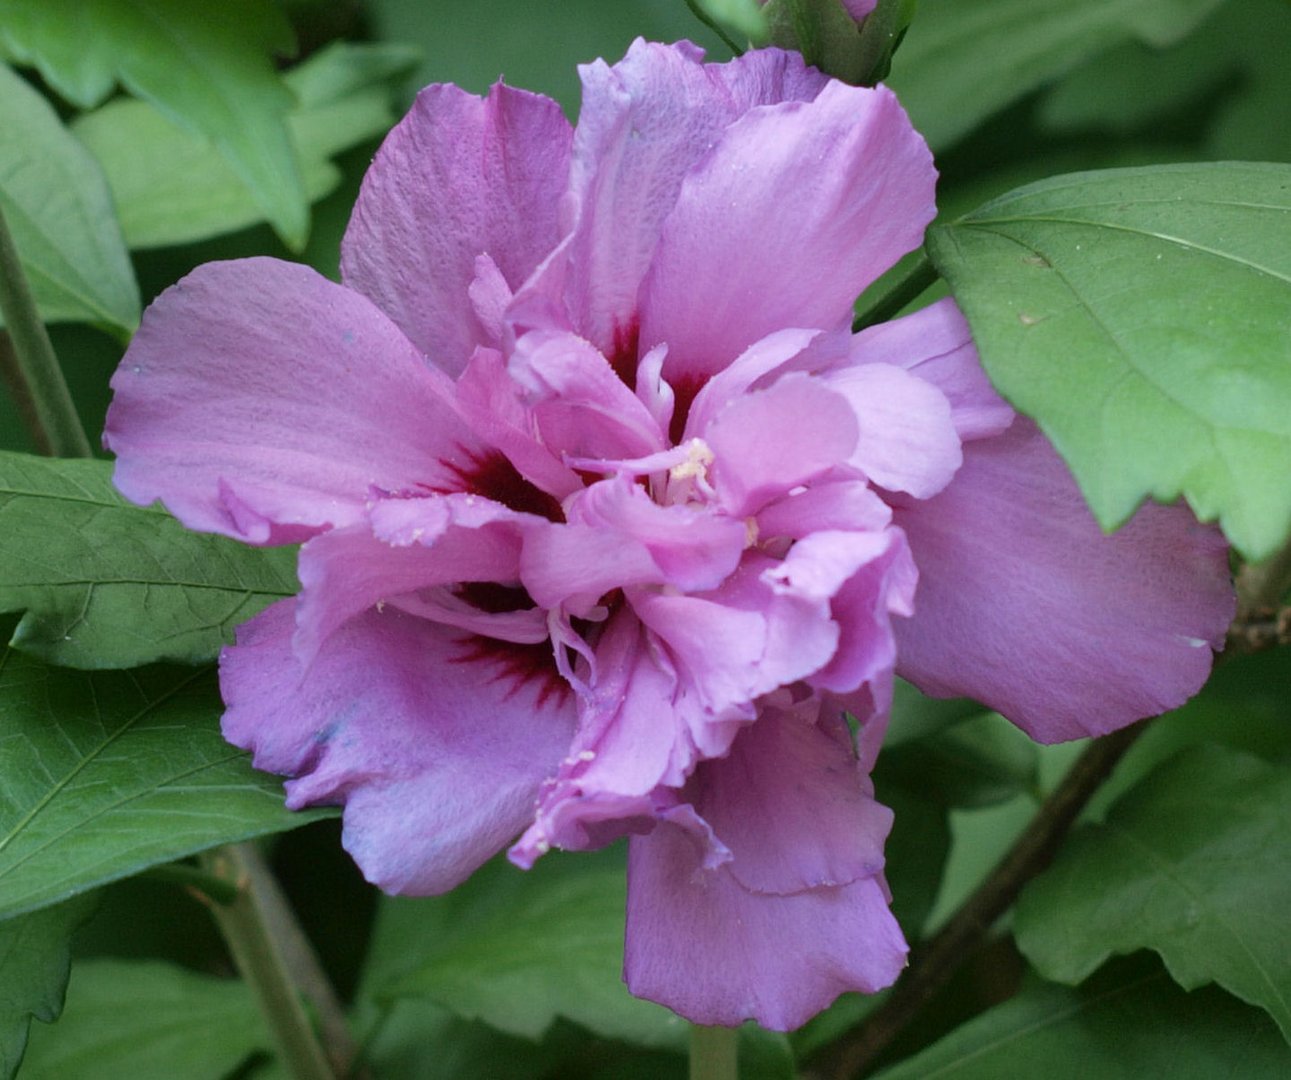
892;420;1235;742
706;44;830;108
105;259;475;544
624;826;906;1030
821;362;962;498
508;329;666;462
455;348;582;501
220;600;576;894
849;298;1014;442
341;82;572;377
843;0;878;19
640;82;936;383
756;480;892;541
706;375;858;517
563;40;744;357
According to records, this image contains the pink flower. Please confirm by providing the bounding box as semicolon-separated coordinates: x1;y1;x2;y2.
761;0;877;21
104;41;1233;1030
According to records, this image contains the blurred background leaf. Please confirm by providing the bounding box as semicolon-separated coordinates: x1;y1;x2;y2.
0;64;139;334
0;0;307;248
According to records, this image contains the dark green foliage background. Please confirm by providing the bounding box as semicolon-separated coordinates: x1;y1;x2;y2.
1;1;1289;1077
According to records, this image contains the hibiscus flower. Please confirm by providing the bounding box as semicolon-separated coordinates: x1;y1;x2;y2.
103;40;1233;1030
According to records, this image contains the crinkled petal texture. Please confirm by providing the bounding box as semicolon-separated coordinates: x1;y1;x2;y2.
341;82;572;377
891;419;1235;742
104;259;481;544
104;36;1235;1036
221;600;577;894
624;701;906;1030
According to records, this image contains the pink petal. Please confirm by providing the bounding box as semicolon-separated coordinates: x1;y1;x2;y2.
756;479;893;540
850;298;1014;442
293;496;531;664
105;259;475;544
640;82;936;383
706;374;859;517
341;82;572;377
624;827;906;1030
508;329;666;462
706;44;830;108
892;420;1235;742
563;40;736;357
697;701;892;894
821;362;963;498
220;600;576;894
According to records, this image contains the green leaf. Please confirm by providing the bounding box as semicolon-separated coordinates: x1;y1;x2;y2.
18;959;268;1080
887;0;1228;150
1015;746;1291;1041
692;0;770;44
0;64;139;333
72;42;419;250
880;712;1039;810
0;0;307;248
926;163;1291;561
0;451;297;668
0;894;96;1080
0;646;333;921
872;959;1291;1079
365;846;685;1048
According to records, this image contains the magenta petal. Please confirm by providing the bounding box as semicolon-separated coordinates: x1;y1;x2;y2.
849;298;1014;442
221;600;576;894
706;375;858;517
699;702;892;894
706;44;829;109
892;419;1235;741
624;824;906;1030
564;40;744;355
822;362;962;498
341;82;572;377
640;82;936;382
105;259;474;543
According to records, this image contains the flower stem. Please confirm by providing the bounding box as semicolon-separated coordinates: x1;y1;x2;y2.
683;0;744;53
806;722;1145;1079
690;1023;739;1080
851;251;939;332
0;204;93;459
202;844;351;1080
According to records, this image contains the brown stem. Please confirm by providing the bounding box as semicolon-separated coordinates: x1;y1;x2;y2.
805;722;1144;1080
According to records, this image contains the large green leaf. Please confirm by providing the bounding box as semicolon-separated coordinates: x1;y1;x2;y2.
0;452;297;668
0;894;96;1080
0;64;139;333
1015;746;1291;1040
872;960;1291;1079
72;42;419;250
926;163;1291;561
365;846;684;1048
0;646;332;921
887;0;1227;150
17;960;268;1080
0;0;307;248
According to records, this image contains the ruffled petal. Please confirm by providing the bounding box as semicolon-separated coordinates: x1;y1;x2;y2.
105;258;476;544
293;495;531;664
562;40;739;356
696;701;892;894
820;362;962;499
849;298;1014;442
892;419;1235;742
640;82;936;382
220;600;576;894
340;82;571;377
624;827;906;1030
706;374;858;518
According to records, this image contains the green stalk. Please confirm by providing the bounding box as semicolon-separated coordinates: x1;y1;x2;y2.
201;845;338;1080
690;1024;740;1080
0;204;92;458
852;250;940;332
